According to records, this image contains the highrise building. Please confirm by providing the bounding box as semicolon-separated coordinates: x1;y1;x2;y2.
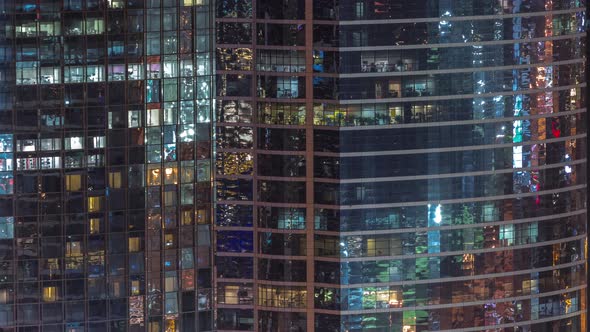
0;0;586;332
214;0;587;331
0;0;214;331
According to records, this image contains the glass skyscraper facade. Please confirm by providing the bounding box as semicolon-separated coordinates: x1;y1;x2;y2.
0;0;587;332
0;0;214;331
214;0;587;331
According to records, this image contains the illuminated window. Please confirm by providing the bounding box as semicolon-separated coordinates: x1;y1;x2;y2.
222;285;240;304
66;241;82;257
196;209;209;224
91;136;105;148
164;166;178;185
129;110;142;128
109;171;122;188
147;166;161;186
65;174;82;191
181;270;195;290
129;237;141;252
86;17;104;34
40;67;60;84
131;280;141;295
165;273;178;292
181;209;193;225
88;196;103;212
89;218;100;234
64;66;84;83
0;217;14;239
165;234;175;248
43;286;58;302
64;136;83;150
258;285;307;308
128;63;143;80
0;289;10;304
86;65;105;82
147;109;160;126
108;64;126;81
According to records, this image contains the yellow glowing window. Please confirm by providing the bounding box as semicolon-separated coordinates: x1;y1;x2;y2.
88;196;102;212
165;234;175;248
223;285;240;304
109;171;122;188
367;238;375;256
183;0;193;5
164;167;177;185
66;241;82;257
65;174;82;191
129;237;141;252
182;210;193;225
196;209;209;224
43;286;58;302
89;218;100;234
131;280;141;295
147;167;161;186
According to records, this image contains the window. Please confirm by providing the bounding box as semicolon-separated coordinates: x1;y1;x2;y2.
108;64;126;81
165;234;175;248
258;285;306;308
65;136;83;150
89;218;100;234
90;136;105;149
164;167;177;185
88;196;103;212
66;174;82;191
40;21;59;36
147;109;161;126
147;166;161;186
0;217;14;239
128;64;143;80
86;17;104;34
43;286;58;302
128;110;142;128
87;65;105;82
16;61;38;85
64;66;84;83
66;241;82;257
0;288;11;304
40;138;61;151
129;237;141;252
131;280;141;296
40;156;60;169
109;171;122;188
40;67;60;84
17;139;35;152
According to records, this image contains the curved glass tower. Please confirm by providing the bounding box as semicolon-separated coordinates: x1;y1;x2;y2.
215;0;587;331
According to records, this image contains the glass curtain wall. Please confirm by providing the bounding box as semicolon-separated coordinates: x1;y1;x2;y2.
0;0;214;331
216;0;587;331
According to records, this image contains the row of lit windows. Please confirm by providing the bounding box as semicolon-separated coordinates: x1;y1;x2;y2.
12;18;104;37
12;0;208;12
15;62;205;85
